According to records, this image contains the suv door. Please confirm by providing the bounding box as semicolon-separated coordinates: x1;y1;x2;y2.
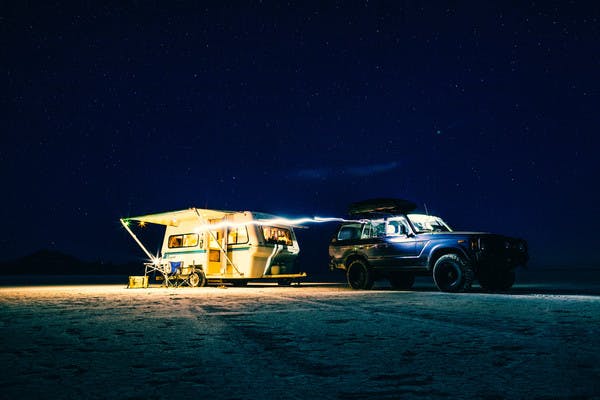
329;223;364;266
358;221;388;267
379;217;418;267
331;222;388;267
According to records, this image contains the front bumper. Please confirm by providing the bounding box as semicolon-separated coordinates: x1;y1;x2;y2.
471;236;528;271
474;250;528;271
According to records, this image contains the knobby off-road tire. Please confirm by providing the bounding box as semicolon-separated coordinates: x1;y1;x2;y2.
389;272;415;290
347;259;374;290
478;269;515;292
347;260;374;290
432;254;473;293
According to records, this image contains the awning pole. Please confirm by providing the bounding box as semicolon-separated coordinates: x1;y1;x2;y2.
120;218;156;261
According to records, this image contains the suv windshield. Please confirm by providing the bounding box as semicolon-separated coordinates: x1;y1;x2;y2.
407;214;452;233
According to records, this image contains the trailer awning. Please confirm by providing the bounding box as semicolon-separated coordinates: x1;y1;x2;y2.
123;208;237;227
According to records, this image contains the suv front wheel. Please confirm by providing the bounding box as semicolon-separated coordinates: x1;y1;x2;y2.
433;254;473;293
347;259;374;290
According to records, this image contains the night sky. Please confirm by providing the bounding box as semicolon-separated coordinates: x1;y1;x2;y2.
2;2;599;269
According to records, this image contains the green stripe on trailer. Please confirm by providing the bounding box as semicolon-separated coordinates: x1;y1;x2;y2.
164;250;207;257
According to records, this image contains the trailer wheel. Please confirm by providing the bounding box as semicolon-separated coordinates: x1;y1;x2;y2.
188;273;200;287
189;271;207;288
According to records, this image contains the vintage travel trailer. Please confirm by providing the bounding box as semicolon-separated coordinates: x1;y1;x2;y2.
120;208;306;287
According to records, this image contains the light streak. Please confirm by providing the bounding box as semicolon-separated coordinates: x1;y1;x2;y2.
121;214;365;266
186;216;365;234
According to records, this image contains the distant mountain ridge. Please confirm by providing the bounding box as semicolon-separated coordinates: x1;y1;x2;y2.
0;249;141;275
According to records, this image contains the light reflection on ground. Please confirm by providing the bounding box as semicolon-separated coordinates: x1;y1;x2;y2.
1;282;600;399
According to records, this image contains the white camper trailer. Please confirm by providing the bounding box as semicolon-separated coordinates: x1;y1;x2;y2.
120;208;306;287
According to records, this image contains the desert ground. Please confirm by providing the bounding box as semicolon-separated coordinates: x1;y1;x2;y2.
1;274;600;399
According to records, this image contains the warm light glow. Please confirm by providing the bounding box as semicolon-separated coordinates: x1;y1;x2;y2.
149;255;161;266
138;221;146;227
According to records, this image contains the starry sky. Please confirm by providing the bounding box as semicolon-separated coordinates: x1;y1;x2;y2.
1;1;599;268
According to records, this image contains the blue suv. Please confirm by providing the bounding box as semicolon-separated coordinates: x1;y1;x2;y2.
329;199;528;292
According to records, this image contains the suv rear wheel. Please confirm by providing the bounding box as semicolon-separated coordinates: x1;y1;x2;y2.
433;254;473;293
347;259;374;290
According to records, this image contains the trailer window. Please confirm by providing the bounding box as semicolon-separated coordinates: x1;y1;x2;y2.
228;226;249;244
209;250;220;262
262;226;293;246
168;233;200;248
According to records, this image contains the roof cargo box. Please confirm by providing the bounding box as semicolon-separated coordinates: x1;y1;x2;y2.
348;198;417;216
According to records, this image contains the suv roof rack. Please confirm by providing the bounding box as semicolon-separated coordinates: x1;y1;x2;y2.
348;198;417;217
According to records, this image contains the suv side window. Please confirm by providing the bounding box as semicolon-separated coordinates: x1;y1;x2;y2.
374;221;386;237
361;221;386;238
337;224;362;241
361;224;371;239
386;217;410;236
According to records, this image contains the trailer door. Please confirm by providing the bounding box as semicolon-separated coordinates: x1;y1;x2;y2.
207;219;225;275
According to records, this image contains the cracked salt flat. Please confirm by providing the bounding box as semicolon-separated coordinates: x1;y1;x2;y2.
1;283;599;399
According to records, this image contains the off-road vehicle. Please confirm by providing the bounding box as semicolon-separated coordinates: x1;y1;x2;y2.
329;199;528;292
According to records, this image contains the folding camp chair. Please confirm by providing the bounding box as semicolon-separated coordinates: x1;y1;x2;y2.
144;260;202;287
167;261;200;287
168;261;183;287
144;261;170;286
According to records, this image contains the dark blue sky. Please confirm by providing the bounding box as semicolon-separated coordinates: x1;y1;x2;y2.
1;1;599;267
